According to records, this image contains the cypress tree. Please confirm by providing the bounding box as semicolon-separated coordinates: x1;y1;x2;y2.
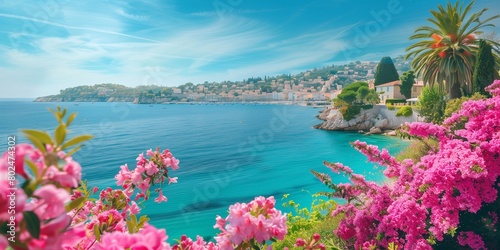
374;57;400;86
400;70;416;99
472;40;499;96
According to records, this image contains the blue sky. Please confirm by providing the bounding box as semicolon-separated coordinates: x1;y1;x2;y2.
1;0;499;98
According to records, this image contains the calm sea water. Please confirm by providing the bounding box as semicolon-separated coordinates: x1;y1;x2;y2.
0;100;408;241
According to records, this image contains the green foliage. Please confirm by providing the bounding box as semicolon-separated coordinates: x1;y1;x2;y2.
337;90;357;104
342;105;361;121
405;1;500;98
260;84;273;93
395;138;439;163
374;57;400;86
20;107;93;196
364;90;380;105
23;211;40;239
334;82;377;120
385;99;407;105
444;93;486;119
400;70;416;99
356;86;370;103
416;85;447;124
342;81;369;93
395;106;413;117
271;194;343;250
472;40;499;96
387;104;395;110
126;214;150;234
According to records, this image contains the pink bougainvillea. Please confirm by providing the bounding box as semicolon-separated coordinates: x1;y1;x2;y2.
316;80;500;249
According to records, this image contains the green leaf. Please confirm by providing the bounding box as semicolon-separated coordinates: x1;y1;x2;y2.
25;134;47;154
48;108;60;122
130;214;137;223
126;218;135;233
65;196;86;212
93;224;101;241
66;113;77;126
20;180;35;197
61;135;93;150
54;124;67;145
25;159;38;178
21;129;54;145
61;108;67;119
23;211;40;239
108;213;113;225
66;145;82;157
137;215;150;229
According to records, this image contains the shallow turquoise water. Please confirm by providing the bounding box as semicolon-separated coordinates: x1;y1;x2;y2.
0;101;408;241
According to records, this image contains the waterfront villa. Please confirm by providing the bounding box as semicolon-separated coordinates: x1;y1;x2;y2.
375;80;424;104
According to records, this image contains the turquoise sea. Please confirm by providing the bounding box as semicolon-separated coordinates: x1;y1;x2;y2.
0;100;408;242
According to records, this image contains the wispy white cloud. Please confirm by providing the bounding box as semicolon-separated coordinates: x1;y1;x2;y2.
0;13;165;43
1;0;498;98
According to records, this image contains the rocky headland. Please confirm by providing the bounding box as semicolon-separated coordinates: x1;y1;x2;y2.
314;105;421;135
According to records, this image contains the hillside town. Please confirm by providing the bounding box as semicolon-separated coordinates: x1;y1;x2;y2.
36;56;413;104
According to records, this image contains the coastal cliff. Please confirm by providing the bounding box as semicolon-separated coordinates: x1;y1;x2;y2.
314;105;421;133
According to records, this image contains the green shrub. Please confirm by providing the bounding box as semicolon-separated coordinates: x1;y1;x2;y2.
416;85;447;124
444;93;486;118
395;138;438;163
271;195;344;250
387;104;395;110
342;105;361;120
385;99;407;105
395;106;413;116
361;104;373;110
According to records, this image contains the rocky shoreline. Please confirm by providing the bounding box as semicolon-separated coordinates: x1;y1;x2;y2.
313;105;420;135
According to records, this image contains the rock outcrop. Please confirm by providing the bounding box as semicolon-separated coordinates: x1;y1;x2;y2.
314;105;420;132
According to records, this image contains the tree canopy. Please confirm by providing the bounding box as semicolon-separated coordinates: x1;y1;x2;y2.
374;57;400;86
400;70;416;99
406;1;500;99
472;40;500;96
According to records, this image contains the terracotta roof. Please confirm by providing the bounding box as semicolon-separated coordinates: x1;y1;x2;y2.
414;80;425;86
376;80;401;87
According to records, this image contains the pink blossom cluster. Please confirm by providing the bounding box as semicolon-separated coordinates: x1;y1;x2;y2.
322;80;500;249
0;144;87;249
116;148;179;203
457;231;486;250
0;143;175;249
213;196;287;249
171;235;217;250
95;224;171;250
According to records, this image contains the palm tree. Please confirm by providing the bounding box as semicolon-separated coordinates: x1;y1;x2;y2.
405;1;500;99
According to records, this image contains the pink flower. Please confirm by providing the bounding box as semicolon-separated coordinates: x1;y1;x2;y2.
168;177;178;184
457;231;485;250
31;184;70;220
214;196;287;247
95;223;170;250
145;161;159;175
128;201;141;215
154;190;167;203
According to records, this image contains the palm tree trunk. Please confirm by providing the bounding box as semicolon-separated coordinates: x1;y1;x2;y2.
450;81;462;99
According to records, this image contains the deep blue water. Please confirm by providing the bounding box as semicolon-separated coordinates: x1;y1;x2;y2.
0;101;408;241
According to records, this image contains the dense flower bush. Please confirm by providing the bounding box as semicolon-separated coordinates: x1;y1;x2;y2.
313;80;500;249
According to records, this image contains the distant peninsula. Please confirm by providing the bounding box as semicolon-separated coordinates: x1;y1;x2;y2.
35;57;412;104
